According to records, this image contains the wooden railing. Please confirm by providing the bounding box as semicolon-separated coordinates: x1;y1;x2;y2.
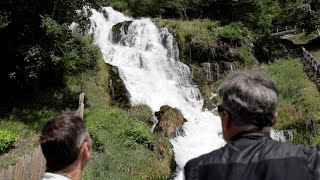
302;47;320;78
0;92;85;180
272;26;320;37
271;26;300;36
0;146;46;180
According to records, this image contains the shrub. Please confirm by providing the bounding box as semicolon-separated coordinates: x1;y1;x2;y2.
0;130;18;153
125;120;152;148
266;59;307;102
217;23;248;46
233;48;255;67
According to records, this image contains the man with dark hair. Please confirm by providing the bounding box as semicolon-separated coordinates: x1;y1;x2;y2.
184;71;320;180
40;113;91;180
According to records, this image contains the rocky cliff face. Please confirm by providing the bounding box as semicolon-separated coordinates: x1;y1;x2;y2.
107;64;131;108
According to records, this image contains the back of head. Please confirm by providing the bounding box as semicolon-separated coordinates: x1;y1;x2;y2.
40;113;88;172
218;71;279;128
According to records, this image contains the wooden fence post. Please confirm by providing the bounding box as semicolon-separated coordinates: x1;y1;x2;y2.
78;93;85;119
0;91;84;180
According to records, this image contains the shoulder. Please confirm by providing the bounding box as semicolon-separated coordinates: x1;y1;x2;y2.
184;148;224;178
267;139;318;157
187;148;224;166
265;139;320;166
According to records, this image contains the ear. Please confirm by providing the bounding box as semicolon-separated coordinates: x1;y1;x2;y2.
223;111;232;129
221;111;233;142
273;111;278;126
80;140;91;161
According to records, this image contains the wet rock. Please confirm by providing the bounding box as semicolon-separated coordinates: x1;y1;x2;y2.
101;9;109;20
112;21;133;44
107;64;131;108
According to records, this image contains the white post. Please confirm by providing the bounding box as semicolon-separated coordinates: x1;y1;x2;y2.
78;93;85;119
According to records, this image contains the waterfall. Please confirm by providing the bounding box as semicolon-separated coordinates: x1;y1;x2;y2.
88;7;225;170
225;62;236;72
151;115;159;132
203;63;213;82
271;129;296;142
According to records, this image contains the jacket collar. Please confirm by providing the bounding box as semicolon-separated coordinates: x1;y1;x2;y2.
230;131;269;142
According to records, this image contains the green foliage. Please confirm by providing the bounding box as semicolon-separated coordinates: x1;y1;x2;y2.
89;126;105;153
278;0;320;34
266;59;307;101
217;23;249;46
0;130;18;153
125;120;152;148
128;0;163;17
233;48;255;67
84;106;170;179
265;58;320;146
109;1;129;12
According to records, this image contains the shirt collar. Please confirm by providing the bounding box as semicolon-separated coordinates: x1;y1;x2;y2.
42;172;71;180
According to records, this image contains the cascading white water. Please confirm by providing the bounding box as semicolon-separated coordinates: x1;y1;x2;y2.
88;7;225;172
203;63;213;82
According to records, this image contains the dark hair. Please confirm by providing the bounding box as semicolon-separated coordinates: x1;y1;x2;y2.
40;113;88;172
218;71;279;128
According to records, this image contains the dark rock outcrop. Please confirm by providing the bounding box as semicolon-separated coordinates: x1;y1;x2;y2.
107;64;131;108
101;9;109;20
112;21;133;44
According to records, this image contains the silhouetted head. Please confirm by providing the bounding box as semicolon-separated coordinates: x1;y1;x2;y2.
217;71;279;141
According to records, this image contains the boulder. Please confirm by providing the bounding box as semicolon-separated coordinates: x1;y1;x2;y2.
154;105;185;138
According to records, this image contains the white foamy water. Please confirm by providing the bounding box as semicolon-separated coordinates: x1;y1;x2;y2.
88;6;225;172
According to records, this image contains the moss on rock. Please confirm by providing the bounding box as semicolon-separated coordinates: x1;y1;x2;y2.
128;104;153;126
154;105;185;138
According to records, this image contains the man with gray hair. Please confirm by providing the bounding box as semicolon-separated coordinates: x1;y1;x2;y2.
40;113;91;180
184;71;320;180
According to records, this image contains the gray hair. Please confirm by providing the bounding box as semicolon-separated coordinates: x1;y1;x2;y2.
217;71;279;128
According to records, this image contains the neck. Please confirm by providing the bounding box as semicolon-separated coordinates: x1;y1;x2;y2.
59;161;82;180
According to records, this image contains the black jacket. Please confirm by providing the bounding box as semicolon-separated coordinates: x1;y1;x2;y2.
184;132;320;180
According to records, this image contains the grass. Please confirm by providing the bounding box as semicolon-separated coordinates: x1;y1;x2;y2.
288;32;319;45
264;58;320;146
